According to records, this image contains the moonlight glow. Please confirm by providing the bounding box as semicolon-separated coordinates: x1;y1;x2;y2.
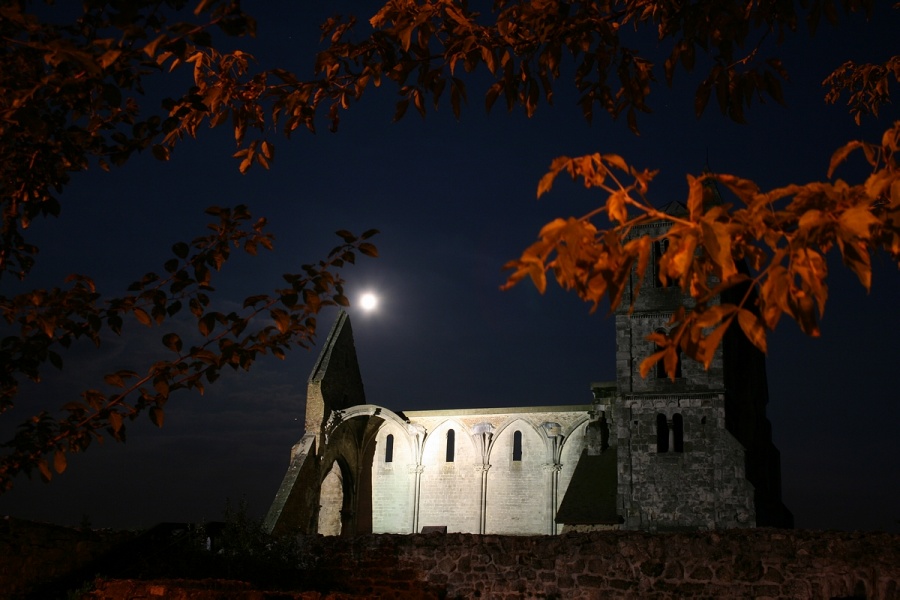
359;292;378;312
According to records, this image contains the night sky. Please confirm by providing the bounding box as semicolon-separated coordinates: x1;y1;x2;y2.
1;2;898;533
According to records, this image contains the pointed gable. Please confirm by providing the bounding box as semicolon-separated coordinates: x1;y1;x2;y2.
305;310;367;436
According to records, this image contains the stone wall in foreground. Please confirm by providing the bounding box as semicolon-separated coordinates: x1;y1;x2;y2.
3;520;899;599
291;529;898;599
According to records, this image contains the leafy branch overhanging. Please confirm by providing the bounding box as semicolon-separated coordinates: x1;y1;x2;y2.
1;0;899;490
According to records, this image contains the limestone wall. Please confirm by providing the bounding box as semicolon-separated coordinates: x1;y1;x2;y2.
385;408;590;535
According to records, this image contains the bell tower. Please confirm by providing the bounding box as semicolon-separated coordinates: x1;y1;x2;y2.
613;201;792;530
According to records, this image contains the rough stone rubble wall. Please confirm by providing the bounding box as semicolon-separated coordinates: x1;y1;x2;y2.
4;522;899;599
618;393;756;531
295;529;899;599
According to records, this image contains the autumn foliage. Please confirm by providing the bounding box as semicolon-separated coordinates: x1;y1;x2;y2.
502;122;899;377
0;203;377;491
1;0;898;490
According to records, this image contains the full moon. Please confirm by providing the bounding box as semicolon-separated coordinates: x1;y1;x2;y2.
359;292;378;312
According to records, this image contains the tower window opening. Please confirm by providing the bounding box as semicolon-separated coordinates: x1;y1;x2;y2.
512;430;523;461
446;429;455;462
673;413;684;453
656;413;669;453
385;434;394;463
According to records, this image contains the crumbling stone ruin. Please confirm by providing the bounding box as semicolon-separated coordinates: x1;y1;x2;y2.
265;202;791;536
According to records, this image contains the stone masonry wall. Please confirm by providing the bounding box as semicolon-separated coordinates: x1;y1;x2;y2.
291;529;899;599
3;522;899;599
618;393;756;530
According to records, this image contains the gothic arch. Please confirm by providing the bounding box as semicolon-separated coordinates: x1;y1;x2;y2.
488;418;552;462
417;419;479;533
370;417;418;533
560;415;591;442
557;419;590;511
340;404;417;463
420;419;476;462
485;418;548;534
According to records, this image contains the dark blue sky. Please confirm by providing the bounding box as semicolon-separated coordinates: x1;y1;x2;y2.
1;2;898;533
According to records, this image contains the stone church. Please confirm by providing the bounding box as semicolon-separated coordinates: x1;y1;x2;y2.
265;202;792;536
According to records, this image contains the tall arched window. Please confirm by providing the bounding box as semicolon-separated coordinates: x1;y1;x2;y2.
512;430;523;461
656;413;669;453
672;414;684;453
446;429;455;462
384;434;394;463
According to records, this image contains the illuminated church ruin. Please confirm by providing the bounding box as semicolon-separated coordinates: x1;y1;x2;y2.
265;203;792;535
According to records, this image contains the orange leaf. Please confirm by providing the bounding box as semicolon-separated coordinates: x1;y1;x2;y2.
717;174;760;206
828;141;863;178
602;154;628;172
526;257;547;294
53;449;67;475
109;411;124;433
700;219;737;280
133;308;152;326
839;204;879;240
37;459;52;482
538;218;568;240
150;406;165;428
687;174;703;219
662;347;680;381
839;238;872;291
695;320;731;368
669;234;697;279
639;349;667;379
737;309;767;353
694;304;738;329
607;190;628;224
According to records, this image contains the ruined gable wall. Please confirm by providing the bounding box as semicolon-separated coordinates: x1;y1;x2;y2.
305;312;366;439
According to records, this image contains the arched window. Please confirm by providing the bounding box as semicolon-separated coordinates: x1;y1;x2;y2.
384;434;394;463
656;414;669;453
446;429;455;462
673;414;684;453
512;430;523;461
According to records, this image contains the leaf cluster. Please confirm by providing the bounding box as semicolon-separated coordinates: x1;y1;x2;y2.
3;0;891;282
0;0;255;279
825;55;900;124
3;0;893;280
503;121;900;378
0;205;378;492
2;0;897;493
